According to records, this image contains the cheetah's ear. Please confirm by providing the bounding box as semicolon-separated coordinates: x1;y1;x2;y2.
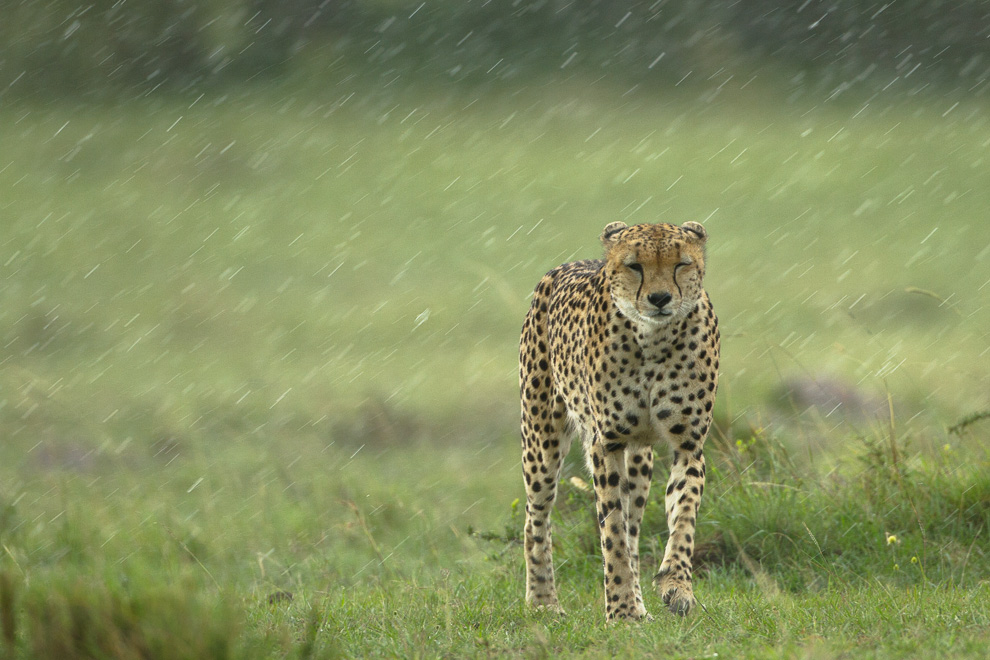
600;221;628;246
681;221;708;243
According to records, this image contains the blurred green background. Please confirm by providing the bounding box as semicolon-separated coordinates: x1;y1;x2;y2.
3;0;987;447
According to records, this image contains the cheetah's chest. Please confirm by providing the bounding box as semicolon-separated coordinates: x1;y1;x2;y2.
594;322;714;447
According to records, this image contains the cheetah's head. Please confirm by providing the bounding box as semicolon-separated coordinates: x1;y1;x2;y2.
600;221;708;327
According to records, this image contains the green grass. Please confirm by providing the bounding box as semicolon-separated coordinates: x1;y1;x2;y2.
2;67;990;657
2;424;988;658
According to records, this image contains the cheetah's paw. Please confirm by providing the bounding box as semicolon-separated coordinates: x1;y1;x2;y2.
529;600;566;616
654;571;696;616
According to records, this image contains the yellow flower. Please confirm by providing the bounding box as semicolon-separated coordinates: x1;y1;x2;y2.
911;556;919;564
886;534;899;545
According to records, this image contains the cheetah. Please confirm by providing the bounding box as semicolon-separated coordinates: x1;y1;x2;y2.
519;221;720;622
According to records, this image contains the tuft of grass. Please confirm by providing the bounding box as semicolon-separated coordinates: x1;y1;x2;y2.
12;578;242;660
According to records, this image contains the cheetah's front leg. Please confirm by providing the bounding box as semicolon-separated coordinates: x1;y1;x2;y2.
623;445;653;615
654;447;706;615
591;439;648;622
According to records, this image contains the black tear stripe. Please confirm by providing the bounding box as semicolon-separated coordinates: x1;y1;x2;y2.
634;271;645;307
673;264;684;299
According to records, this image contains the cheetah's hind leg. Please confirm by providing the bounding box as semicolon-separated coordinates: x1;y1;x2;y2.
520;390;570;615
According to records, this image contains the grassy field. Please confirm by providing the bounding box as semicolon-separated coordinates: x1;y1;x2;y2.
1;66;989;658
2;420;988;658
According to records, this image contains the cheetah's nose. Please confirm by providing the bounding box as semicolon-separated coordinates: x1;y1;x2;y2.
647;292;672;309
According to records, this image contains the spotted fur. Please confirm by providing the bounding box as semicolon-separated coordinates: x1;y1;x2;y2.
519;221;720;621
